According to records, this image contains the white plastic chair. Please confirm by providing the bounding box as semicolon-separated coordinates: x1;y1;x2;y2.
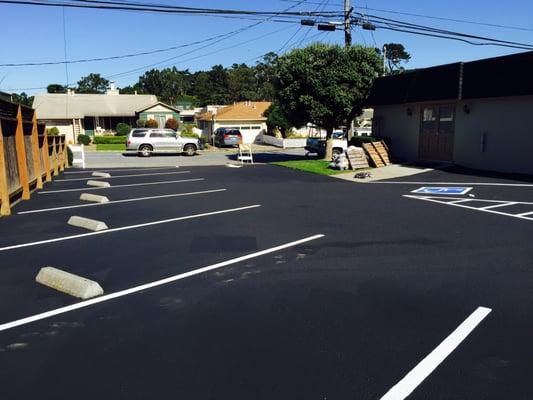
69;144;86;169
238;144;254;164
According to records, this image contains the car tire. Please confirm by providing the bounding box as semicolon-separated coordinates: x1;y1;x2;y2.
139;144;152;157
184;144;196;156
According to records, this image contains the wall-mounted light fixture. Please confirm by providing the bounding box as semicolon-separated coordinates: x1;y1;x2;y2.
463;104;470;114
406;107;413;116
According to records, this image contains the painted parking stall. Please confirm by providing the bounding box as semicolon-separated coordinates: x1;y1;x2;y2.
0;164;531;399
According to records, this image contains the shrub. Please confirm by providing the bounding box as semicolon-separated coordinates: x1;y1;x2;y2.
77;134;91;145
165;117;179;131
136;119;146;128
67;146;73;166
47;127;60;136
348;136;380;147
93;136;127;144
181;132;199;138
181;123;197;136
146;119;158;128
115;122;131;136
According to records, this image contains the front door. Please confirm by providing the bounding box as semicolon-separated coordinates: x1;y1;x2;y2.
157;115;167;129
419;104;455;161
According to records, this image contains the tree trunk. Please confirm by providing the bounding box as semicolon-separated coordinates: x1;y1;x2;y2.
324;127;334;160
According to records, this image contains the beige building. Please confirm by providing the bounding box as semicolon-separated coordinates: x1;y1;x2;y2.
33;85;157;143
367;51;533;175
196;101;271;144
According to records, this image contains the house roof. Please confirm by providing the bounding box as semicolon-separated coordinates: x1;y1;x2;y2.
32;93;158;119
136;101;181;114
366;51;533;106
215;101;271;121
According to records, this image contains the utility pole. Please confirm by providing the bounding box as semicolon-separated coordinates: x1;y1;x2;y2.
382;45;387;76
344;0;355;140
343;0;352;48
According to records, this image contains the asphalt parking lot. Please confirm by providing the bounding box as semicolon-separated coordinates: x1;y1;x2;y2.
0;163;532;399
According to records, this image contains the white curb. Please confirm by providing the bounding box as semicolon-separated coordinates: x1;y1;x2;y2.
92;172;111;178
79;193;110;203
87;180;110;188
68;216;108;231
36;267;104;300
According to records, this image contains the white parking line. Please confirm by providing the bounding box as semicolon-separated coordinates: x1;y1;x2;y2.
57;171;190;182
372;181;533;188
0;234;325;332
448;199;473;204
18;189;227;215
516;211;533;217
0;204;261;252
481;202;517;210
38;178;204;194
380;306;492;400
404;195;533;221
64;167;180;174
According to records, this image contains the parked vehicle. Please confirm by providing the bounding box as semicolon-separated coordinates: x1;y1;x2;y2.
126;128;198;157
305;130;348;158
213;128;242;147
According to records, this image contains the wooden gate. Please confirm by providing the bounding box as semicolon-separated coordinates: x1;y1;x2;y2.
419;104;455;162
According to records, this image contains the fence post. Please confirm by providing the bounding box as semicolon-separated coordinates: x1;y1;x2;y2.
52;136;59;176
0;121;11;216
59;137;66;171
42;131;52;182
31;111;43;189
15;106;30;200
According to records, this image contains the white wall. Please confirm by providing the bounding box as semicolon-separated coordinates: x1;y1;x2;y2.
455;96;533;174
42;119;75;144
373;104;420;162
374;96;533;174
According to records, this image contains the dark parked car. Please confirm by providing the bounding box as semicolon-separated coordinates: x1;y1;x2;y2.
213;128;242;147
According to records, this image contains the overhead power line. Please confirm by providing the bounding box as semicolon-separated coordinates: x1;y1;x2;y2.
353;13;533;50
281;0;533;32
0;0;343;17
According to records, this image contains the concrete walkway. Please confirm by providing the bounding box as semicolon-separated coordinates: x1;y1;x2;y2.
332;164;434;182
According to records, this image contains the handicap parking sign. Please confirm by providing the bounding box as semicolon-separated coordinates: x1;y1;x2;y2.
411;187;473;195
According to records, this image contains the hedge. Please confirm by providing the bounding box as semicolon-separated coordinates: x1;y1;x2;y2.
93;136;127;144
77;134;91;145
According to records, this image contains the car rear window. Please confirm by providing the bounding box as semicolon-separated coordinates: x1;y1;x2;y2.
131;129;147;137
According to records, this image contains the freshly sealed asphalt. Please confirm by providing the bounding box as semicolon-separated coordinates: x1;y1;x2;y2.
0;163;532;399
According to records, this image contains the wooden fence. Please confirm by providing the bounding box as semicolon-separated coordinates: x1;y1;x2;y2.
0;98;67;216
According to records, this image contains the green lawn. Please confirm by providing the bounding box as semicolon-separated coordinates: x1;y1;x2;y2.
271;160;368;176
96;144;126;151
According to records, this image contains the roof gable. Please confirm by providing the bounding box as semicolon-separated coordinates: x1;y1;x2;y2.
215;101;271;121
136;102;180;114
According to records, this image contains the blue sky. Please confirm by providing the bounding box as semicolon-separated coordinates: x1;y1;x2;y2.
1;0;532;94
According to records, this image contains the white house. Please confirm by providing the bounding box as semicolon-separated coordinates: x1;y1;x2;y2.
32;85;157;143
367;51;533;175
196;101;271;144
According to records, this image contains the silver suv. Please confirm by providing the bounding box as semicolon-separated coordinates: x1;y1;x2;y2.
126;128;198;157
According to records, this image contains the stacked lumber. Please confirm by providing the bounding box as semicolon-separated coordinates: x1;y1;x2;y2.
362;140;391;168
346;148;369;170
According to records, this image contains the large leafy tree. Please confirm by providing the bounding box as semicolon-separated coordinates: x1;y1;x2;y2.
254;52;278;101
228;63;258;102
137;67;191;104
77;73;110;94
10;92;34;107
274;43;382;159
264;103;291;138
383;43;411;74
47;84;66;93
